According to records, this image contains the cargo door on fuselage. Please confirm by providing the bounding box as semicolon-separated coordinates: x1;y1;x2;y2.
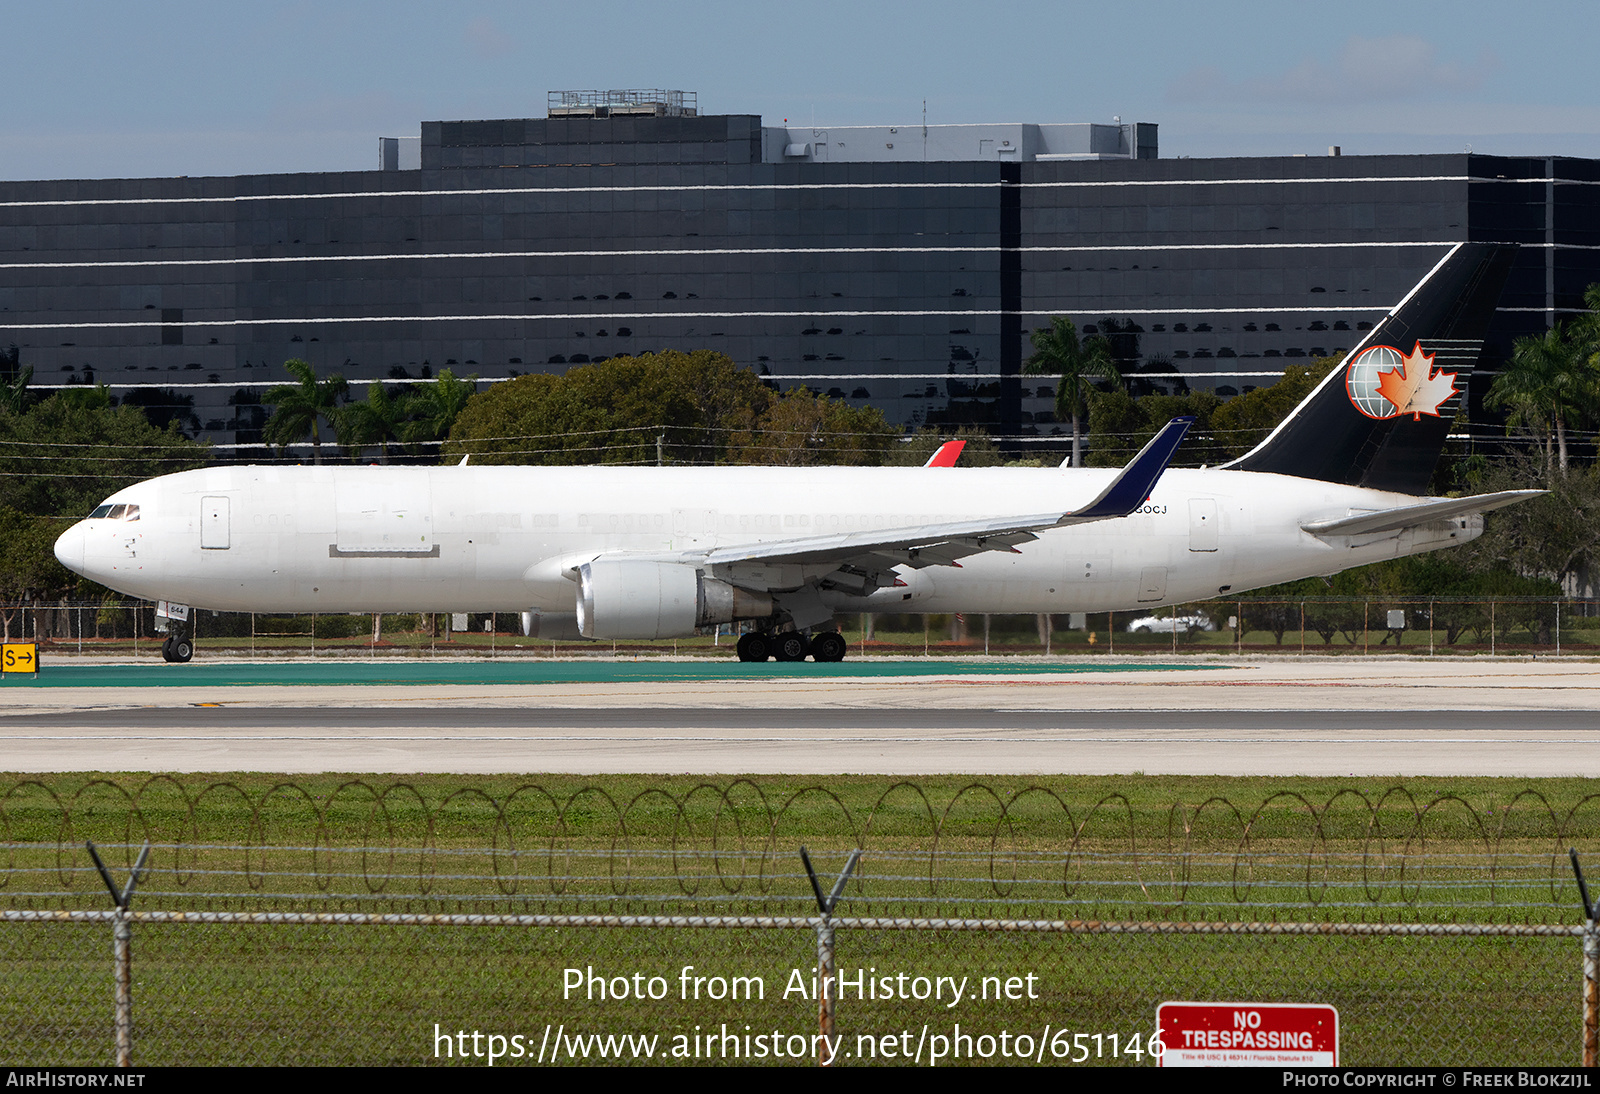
333;474;436;556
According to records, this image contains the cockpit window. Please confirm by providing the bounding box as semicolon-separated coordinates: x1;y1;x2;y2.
87;503;139;521
89;504;114;519
123;504;139;521
108;504;127;519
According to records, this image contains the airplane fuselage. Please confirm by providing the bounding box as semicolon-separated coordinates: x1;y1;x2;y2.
54;463;1480;620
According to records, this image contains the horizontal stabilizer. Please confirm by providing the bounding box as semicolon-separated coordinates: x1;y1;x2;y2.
1300;490;1544;537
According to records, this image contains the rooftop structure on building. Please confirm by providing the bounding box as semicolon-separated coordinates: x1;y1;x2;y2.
411;91;1155;170
547;89;698;117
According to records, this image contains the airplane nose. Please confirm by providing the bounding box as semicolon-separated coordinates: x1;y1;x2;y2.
54;523;86;574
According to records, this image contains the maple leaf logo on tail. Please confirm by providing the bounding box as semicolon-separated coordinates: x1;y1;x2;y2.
1345;342;1459;421
1375;344;1458;420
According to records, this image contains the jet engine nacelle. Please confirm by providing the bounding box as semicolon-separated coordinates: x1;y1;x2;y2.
576;560;774;639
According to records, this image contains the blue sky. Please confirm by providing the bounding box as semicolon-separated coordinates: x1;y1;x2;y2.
5;0;1595;180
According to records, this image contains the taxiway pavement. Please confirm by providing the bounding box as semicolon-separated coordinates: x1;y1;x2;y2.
1;656;1595;776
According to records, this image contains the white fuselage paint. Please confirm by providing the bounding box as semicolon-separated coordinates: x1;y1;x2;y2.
56;464;1479;620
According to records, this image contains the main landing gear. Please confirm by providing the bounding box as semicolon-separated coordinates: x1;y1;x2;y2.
735;630;847;663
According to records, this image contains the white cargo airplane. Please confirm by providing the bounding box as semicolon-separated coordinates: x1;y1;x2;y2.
54;243;1539;663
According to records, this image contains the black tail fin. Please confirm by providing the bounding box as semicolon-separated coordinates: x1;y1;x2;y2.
1224;242;1516;494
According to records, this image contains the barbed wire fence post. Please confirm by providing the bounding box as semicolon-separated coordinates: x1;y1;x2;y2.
1571;850;1599;1067
801;846;861;1068
86;840;149;1067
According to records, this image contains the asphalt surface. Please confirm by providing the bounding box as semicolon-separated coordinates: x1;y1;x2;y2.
3;706;1591;732
2;656;1596;775
6;652;1593;774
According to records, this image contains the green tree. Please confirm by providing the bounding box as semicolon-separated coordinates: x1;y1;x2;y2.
447;371;612;464
1455;451;1600;590
445;351;773;465
262;359;349;465
1022;317;1120;467
336;382;412;464
444;351;901;467
0;344;31;415
403;369;478;453
0;390;208;617
1085;389;1225;467
727;388;898;466
0;387;209;518
1485;322;1596;475
0;506;79;637
1209;357;1339;460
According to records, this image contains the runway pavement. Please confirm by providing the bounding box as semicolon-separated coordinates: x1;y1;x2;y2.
2;656;1596;776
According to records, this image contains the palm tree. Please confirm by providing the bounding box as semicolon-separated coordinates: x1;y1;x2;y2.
262;358;348;465
1023;317;1120;467
404;369;478;455
1485;323;1596;475
0;344;31;415
337;382;411;464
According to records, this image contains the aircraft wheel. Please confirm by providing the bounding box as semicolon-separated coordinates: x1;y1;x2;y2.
737;633;770;662
160;635;176;663
810;632;847;663
171;636;194;663
773;632;811;662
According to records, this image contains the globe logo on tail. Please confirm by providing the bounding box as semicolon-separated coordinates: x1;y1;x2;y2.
1345;342;1459;421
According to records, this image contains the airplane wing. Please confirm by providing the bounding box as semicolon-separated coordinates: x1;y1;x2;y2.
689;416;1194;572
1300;489;1544;538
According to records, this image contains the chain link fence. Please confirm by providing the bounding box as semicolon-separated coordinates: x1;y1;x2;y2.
5;597;1600;658
5;780;1600;1065
3;909;1585;1067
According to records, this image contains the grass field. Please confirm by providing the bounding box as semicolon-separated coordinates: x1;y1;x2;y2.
5;772;1596;1065
7;772;1600;916
4;920;1574;1066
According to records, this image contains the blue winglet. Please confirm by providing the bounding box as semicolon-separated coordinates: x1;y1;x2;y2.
1063;416;1195;521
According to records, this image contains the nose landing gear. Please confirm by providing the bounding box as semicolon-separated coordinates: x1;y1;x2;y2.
160;631;194;663
155;601;193;663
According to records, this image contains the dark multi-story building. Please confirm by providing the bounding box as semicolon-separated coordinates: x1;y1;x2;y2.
1;89;1594;449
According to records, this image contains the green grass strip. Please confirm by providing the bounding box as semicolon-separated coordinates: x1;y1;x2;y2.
0;659;1207;688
